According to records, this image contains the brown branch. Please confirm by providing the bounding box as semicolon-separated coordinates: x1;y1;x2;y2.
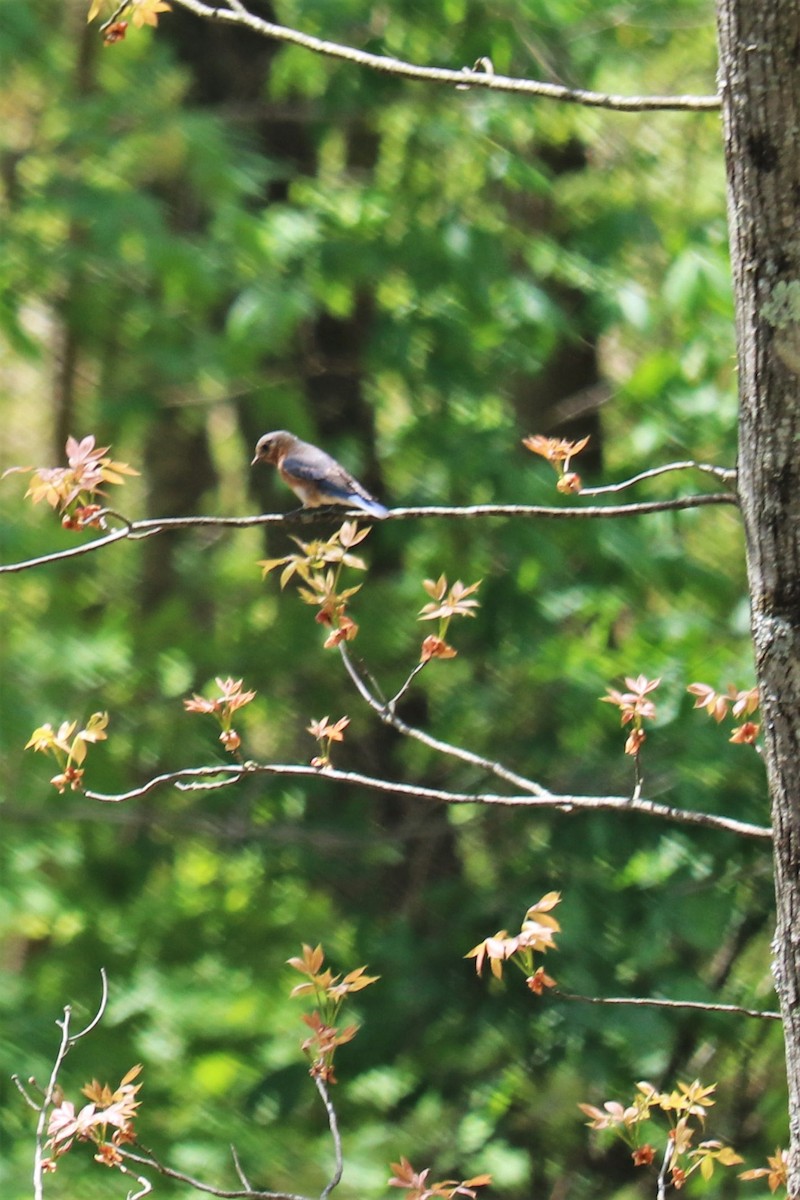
167;0;720;112
120;1147;311;1200
554;989;781;1021
83;762;772;841
0;494;738;574
338;642;548;795
120;1080;342;1200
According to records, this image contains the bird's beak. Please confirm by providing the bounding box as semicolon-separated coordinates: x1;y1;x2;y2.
251;454;260;466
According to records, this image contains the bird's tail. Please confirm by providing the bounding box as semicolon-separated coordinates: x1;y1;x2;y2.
352;495;389;519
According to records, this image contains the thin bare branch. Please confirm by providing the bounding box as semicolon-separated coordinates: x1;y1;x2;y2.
119;1164;153;1199
0;525;134;573
385;496;738;517
167;0;720;112
231;1145;253;1191
11;1075;40;1111
338;642;548;795
32;970;109;1200
387;660;430;709
83;761;772;841
120;1048;344;1199
314;1077;343;1200
85;765;246;802
0;494;739;574
580;460;737;496
71;966;109;1041
122;1147;311;1200
98;0;127;29
555;990;781;1021
657;1138;674;1200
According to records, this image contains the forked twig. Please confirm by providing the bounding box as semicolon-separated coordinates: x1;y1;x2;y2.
32;969;109;1200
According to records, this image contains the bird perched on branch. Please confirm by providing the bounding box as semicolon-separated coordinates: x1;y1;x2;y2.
251;430;389;519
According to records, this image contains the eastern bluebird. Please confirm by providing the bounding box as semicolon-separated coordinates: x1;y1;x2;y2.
251;430;389;519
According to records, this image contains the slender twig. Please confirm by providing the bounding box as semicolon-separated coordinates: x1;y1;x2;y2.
83;762;772;841
98;0;127;30
119;1165;153;1199
166;0;720;112
11;1075;40;1111
123;1075;342;1200
554;990;781;1021
231;1145;253;1191
121;1147;311;1200
579;460;737;496
85;765;249;802
32;970;109;1200
341;644;549;795
314;1077;344;1200
72;967;110;1040
89;506;136;534
0;494;739;574
657;1138;674;1200
387;660;429;709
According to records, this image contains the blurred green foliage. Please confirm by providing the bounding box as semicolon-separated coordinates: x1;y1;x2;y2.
0;1;782;1197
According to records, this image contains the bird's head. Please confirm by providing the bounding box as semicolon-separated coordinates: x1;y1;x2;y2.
251;431;294;467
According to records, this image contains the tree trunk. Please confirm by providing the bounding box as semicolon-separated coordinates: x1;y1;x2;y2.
715;0;800;1186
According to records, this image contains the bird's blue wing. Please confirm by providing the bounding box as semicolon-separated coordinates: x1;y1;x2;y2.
282;447;388;517
280;448;339;483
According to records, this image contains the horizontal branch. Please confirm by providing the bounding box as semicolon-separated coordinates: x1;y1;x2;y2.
555;990;781;1021
0;493;738;574
83;762;772;841
387;496;738;518
168;0;720;112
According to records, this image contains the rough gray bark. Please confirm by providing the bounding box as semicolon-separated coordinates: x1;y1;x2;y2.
715;0;800;1185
